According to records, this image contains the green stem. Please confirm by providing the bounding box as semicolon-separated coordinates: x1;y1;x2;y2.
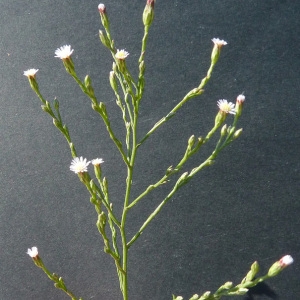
138;88;204;147
35;258;80;300
138;58;220;147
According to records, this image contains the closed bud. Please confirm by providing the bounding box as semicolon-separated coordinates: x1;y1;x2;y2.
199;291;211;300
99;30;111;49
84;75;92;88
98;3;106;14
53;98;59;110
98;4;110;29
236;288;248;295
109;71;118;92
139;60;145;74
143;0;155;26
244;261;260;282
217;281;233;292
188;135;195;149
233;128;243;139
214;111;227;128
235;94;245;117
221;124;227;136
268;255;293;277
53;118;60;128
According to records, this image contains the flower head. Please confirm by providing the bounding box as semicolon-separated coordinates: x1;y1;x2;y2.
217;99;236;114
70;157;90;174
98;3;106;14
279;255;294;267
23;69;39;78
115;49;129;60
236;94;245;104
92;158;104;166
27;247;38;258
55;45;74;60
212;38;228;47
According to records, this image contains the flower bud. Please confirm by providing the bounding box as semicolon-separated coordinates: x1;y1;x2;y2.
109;71;118;92
221;124;227;136
188;135;195;149
233;128;243;139
268;255;293;277
98;3;110;29
199;291;211;300
99;30;111;49
214;111;227;128
236;288;248;295
143;0;155;26
53;98;59;110
211;38;227;65
245;261;260;282
98;3;106;14
235;94;245;117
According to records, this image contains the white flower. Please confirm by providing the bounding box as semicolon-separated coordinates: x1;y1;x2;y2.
98;3;106;13
279;255;294;267
23;69;39;78
115;49;129;60
27;247;38;258
70;157;90;174
55;45;74;59
217;99;236;114
236;94;245;103
212;38;227;47
92;158;104;166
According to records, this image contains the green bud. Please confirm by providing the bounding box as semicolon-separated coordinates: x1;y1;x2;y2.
41;104;50;114
102;177;109;195
186;88;204;98
139;60;145;75
84;75;92;87
190;295;199;300
237;288;249;295
220;124;227;136
84;75;95;97
112;62;118;73
216;281;233;292
99;30;111;49
143;0;155;26
188;135;195;149
199;291;211;300
53;118;60;128
99;211;106;226
268;261;282;277
109;71;118;92
53;98;59;110
233;128;243;139
246;261;259;282
214;111;226;128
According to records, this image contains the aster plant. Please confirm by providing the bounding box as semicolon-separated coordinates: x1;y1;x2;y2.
24;2;293;300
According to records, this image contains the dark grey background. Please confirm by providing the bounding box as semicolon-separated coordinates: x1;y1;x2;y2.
0;0;299;299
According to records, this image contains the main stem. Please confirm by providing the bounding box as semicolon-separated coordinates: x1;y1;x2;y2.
120;103;139;300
